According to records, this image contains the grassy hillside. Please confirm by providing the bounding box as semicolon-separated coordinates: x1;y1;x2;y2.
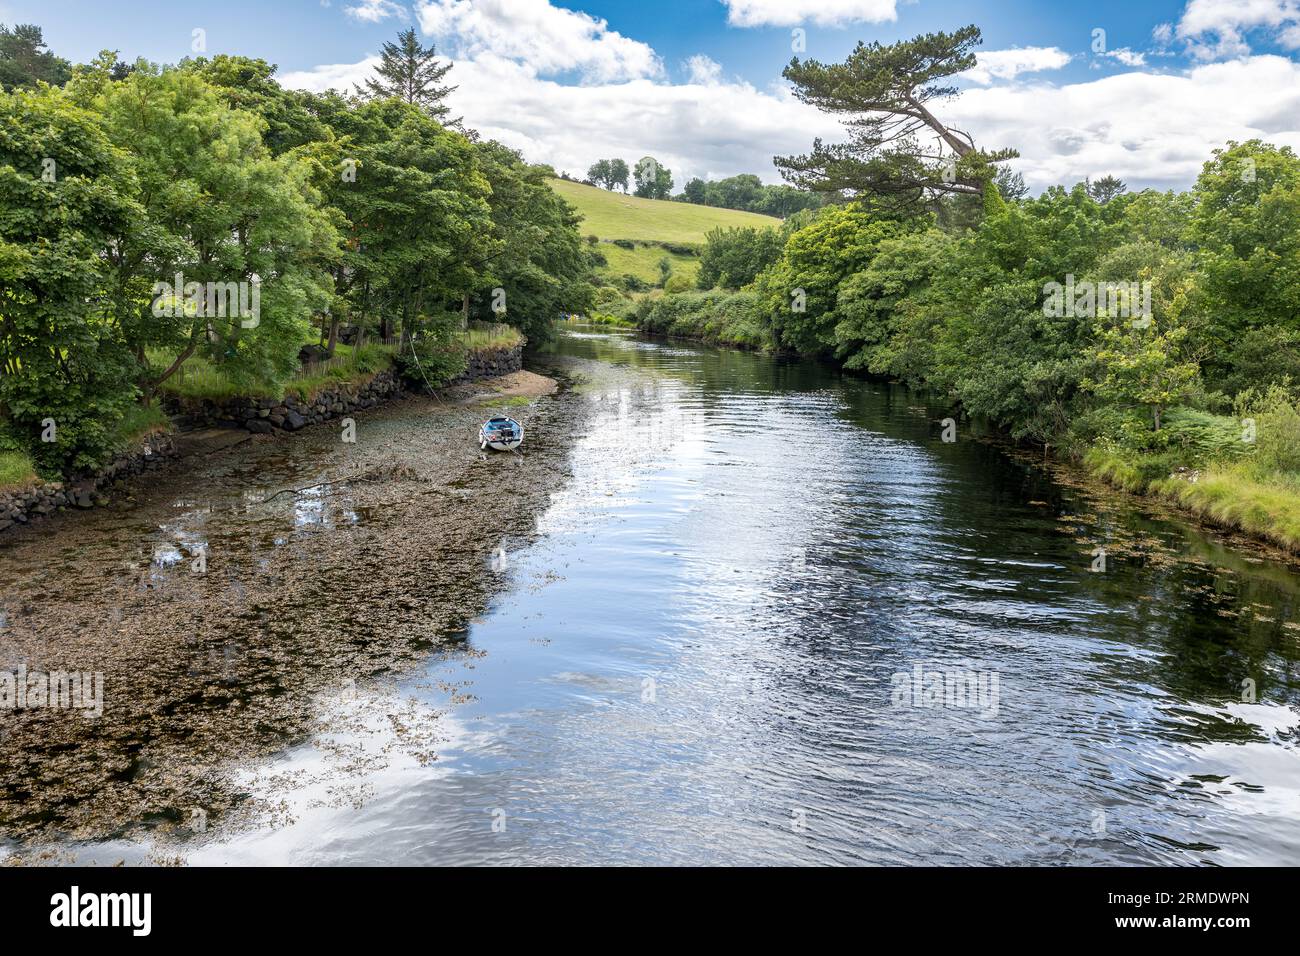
549;178;781;287
550;178;781;243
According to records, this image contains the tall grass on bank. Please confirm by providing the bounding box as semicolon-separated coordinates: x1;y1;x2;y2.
1151;466;1300;552
152;342;400;402
0;449;38;492
463;323;524;350
1084;390;1300;552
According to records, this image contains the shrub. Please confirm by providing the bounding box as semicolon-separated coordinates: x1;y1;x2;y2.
392;315;468;390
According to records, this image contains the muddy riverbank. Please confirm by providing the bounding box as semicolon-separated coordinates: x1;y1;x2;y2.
0;366;582;852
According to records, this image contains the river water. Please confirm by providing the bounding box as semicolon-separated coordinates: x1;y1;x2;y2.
2;326;1298;865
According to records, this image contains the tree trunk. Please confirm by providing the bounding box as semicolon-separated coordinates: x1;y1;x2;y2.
461;292;470;331
326;313;340;355
906;93;973;157
147;326;201;405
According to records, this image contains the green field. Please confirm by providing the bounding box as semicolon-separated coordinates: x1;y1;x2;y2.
598;241;702;285
549;178;780;287
549;178;780;243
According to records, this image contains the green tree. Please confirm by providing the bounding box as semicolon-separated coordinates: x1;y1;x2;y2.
777;26;1016;209
697;226;784;290
680;177;708;204
633;156;673;199
329;98;492;340
83;66;341;397
359;27;456;123
608;158;630;192
756;205;908;355
0;23;70;91
471;141;594;342
835;228;955;376
1085;320;1200;432
1190;140;1300;392
587;158;612;187
0;86;141;473
1087;175;1127;204
184;55;332;155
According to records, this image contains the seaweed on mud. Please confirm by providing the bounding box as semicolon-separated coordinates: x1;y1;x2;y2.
0;370;594;850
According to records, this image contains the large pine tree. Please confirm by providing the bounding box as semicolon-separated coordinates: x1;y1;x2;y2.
359;28;457;123
0;23;71;91
776;25;1016;210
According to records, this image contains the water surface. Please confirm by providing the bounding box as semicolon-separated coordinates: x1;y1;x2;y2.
3;327;1298;865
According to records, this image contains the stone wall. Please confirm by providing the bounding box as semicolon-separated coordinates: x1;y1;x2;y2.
0;431;177;535
2;343;523;537
168;370;405;434
450;344;523;384
167;343;523;434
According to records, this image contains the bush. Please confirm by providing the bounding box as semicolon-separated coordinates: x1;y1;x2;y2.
392;315;468;391
612;239;636;250
1239;382;1300;476
636;289;770;349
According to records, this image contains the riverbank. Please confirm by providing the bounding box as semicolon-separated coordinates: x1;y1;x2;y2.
0;340;526;539
1085;447;1300;555
0;357;579;851
618;316;1300;557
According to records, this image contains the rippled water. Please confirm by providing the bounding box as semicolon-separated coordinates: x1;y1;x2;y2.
6;327;1300;865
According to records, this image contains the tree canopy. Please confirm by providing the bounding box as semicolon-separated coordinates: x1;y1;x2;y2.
358;27;457;123
777;26;1016;210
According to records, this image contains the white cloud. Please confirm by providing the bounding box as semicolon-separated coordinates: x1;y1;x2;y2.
685;54;723;85
282;55;382;94
1100;47;1147;67
414;0;662;82
960;47;1073;85
345;0;408;22
947;54;1300;191
282;0;1300;195
284;50;840;184
721;0;899;28
1174;0;1300;59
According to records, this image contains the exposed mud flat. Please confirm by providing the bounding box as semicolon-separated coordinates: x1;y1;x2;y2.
0;364;593;854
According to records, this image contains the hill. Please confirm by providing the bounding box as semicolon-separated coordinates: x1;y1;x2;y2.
549;178;782;243
548;178;782;286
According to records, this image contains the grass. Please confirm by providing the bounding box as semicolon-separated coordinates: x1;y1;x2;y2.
114;404;171;445
0;449;38;493
463;325;524;350
152;342;400;403
549;178;780;243
551;177;778;289
1151;465;1300;553
1084;440;1300;553
598;241;701;286
152;326;519;406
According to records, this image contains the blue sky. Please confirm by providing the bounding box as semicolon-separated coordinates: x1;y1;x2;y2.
7;1;1300;190
0;0;1212;83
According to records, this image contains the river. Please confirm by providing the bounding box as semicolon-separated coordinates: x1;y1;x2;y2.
1;325;1298;865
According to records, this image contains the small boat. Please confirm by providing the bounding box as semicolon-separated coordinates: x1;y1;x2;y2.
479;416;523;452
